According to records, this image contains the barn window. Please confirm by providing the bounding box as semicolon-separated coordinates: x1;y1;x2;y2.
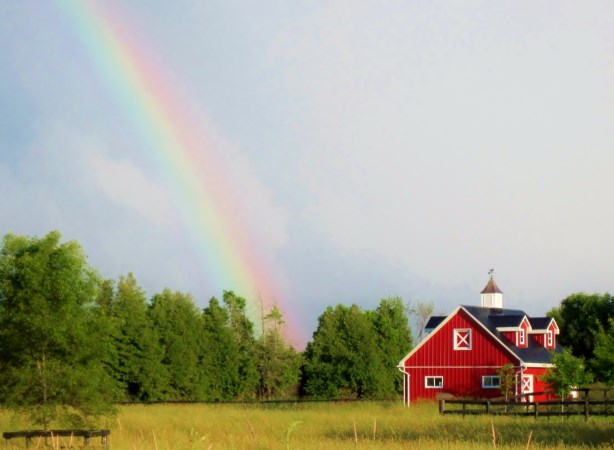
453;329;472;350
482;375;501;388
547;330;553;347
425;376;443;389
518;328;526;346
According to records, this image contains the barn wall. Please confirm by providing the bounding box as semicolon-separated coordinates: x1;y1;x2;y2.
532;333;545;346
408;366;520;401
523;367;550;401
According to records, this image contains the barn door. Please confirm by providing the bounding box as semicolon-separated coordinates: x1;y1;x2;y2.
522;374;533;402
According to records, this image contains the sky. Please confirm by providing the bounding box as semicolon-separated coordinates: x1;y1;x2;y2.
1;1;612;347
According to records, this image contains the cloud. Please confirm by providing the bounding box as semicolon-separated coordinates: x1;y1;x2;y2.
84;150;174;228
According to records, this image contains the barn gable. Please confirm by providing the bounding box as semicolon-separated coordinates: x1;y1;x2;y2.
399;306;520;369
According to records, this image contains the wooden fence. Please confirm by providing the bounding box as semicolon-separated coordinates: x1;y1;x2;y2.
439;388;613;420
2;429;110;448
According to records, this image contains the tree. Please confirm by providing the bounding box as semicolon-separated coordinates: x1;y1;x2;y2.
591;318;614;385
222;291;259;399
497;363;516;403
256;305;302;399
369;296;413;393
149;289;204;400
201;297;241;400
411;300;435;342
0;231;116;428
547;293;614;362
302;303;389;399
107;273;168;401
541;349;592;399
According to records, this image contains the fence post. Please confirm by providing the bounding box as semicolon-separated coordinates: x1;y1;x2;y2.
534;402;539;419
584;398;589;421
439;400;445;415
486;400;490;415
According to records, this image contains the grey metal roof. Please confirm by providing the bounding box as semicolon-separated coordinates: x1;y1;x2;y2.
424;316;446;330
461;305;563;365
528;317;553;330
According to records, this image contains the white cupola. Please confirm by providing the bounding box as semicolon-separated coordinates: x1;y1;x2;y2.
481;275;503;308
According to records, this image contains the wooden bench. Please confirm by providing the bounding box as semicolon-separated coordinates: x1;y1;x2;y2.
3;429;110;448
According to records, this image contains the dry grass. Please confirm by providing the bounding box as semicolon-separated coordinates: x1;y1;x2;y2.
1;401;612;449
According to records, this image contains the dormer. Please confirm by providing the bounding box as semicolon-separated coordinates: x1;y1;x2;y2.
494;315;531;348
528;317;559;350
481;276;503;309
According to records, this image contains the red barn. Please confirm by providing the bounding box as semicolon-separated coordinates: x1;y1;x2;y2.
398;276;562;405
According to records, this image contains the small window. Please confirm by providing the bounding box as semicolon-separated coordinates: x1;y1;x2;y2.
519;328;525;346
425;376;443;389
547;330;553;347
482;375;501;388
454;329;472;350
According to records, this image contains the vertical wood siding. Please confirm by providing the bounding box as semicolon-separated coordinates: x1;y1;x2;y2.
404;308;520;401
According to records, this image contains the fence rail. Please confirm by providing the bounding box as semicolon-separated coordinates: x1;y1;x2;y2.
2;429;110;448
439;398;612;420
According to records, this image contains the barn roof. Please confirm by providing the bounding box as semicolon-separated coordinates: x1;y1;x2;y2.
461;305;562;365
424;316;446;330
528;317;556;330
481;276;503;294
490;314;525;328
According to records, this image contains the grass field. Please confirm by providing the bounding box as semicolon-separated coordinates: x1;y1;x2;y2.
1;401;613;449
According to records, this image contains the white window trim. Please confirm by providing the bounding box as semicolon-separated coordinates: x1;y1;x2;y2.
547;330;553;347
482;375;501;388
425;376;443;389
518;328;526;346
453;328;472;350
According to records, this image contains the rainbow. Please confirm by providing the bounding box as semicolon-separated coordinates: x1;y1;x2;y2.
61;2;300;342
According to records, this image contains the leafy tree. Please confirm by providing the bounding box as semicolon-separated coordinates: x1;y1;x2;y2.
591;318;614;385
541;349;592;399
107;273;168;401
302;304;388;399
369;296;413;393
149;289;204;400
547;293;614;363
0;231;116;428
222;291;259;399
201;297;235;399
257;305;302;399
497;363;516;403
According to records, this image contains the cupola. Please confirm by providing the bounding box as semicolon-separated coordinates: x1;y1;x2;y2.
481;274;503;308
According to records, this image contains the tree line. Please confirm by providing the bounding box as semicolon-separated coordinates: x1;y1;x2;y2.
0;231;413;427
1;231;611;428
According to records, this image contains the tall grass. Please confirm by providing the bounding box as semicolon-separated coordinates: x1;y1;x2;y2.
0;401;612;449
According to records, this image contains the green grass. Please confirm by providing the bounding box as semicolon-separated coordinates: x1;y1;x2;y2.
1;401;612;449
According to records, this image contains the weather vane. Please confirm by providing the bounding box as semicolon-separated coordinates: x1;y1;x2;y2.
488;268;495;276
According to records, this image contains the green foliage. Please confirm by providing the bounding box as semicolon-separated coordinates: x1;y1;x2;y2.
591;318;614;385
541;348;592;398
302;298;412;399
201;296;243;400
106;273;168;401
370;296;414;393
148;289;205;400
257;305;302;399
0;231;117;428
497;363;515;402
547;293;614;363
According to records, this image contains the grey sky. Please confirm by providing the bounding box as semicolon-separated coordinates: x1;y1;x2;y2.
1;1;611;345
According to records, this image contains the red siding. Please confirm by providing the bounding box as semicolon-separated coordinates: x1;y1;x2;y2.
523;367;549;402
403;308;520;401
